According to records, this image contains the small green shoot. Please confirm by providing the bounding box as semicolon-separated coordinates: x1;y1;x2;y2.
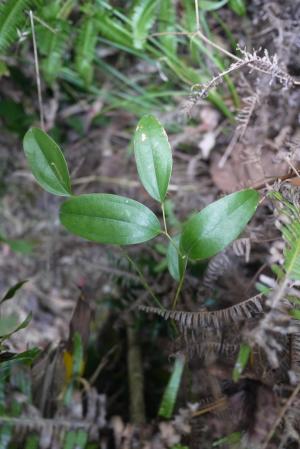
23;116;259;308
232;343;251;382
158;354;185;418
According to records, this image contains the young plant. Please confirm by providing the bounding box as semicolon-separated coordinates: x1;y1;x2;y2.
23;115;259;309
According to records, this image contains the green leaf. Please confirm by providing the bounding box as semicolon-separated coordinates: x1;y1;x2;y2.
75;430;88;448
23;127;72;196
158;354;185;418
0;314;19;337
232;343;251;382
0;312;31;337
132;0;159;49
213;431;242;447
158;0;177;55
0;280;27;304
0;424;12;449
180;189;259;260
199;0;229;11
75;17;98;86
134;115;172;202
25;434;39;449
60;194;161;245
228;0;246;16
0;233;33;254
167;235;185;282
0;0;39;53
290;309;300;320
63;431;77;449
171;446;189;449
0;348;40;381
95;11;134;48
39;19;70;84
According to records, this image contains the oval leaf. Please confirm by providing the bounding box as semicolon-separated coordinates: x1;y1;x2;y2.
134;115;172;202
167;235;185;282
23;127;72;196
60;194;161;245
180;189;259;260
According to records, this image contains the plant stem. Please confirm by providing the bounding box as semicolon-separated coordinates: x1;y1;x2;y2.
161;203;184;257
161;202;168;235
29;10;45;130
127;315;146;425
194;0;200;30
120;248;163;310
172;259;187;310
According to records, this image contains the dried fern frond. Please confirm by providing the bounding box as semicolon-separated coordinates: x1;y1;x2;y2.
290;325;300;379
218;93;260;167
187;339;239;361
203;252;231;290
139;294;265;329
248;194;300;366
198;47;294;99
233;238;251;263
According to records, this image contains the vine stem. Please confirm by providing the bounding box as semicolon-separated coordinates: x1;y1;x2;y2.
161;202;184;256
161;202;168;235
172;259;187;310
120;248;164;310
161;201;187;309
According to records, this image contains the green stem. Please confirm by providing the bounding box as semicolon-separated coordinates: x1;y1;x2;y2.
160;203;183;257
161;202;168;236
120;248;164;310
172;259;187;309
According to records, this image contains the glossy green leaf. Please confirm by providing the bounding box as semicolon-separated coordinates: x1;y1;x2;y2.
200;0;229;11
180;189;259;260
134;115;172;202
23;127;72;196
60;194;161;245
167;235;185;282
158;354;185;418
228;0;246;16
232;343;251;382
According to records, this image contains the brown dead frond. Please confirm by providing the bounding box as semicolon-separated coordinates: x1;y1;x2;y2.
197;46;294;100
139;294;265;329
